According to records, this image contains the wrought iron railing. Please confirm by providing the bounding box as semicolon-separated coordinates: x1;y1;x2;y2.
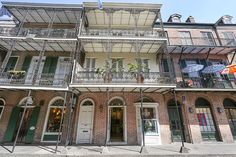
79;28;166;39
0;27;76;39
176;76;234;89
168;37;236;47
72;71;172;85
0;72;69;87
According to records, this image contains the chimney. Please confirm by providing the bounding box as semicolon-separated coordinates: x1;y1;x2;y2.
186;16;195;23
167;14;182;23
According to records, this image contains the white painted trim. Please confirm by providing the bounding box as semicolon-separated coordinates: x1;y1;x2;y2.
108;96;125;105
0;98;5;120
0;85;69;91
107;100;127;144
70;84;176;88
41;96;65;142
78;36;168;41
76;98;95;144
135;103;162;145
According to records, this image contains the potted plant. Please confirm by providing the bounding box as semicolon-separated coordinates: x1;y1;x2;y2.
96;61;113;83
127;63;145;83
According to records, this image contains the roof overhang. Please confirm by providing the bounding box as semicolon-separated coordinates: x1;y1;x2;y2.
0;85;69;91
69;84;176;93
0;38;76;52
168;45;236;55
175;88;236;92
2;2;82;24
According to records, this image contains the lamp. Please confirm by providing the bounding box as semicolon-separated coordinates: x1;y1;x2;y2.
217;107;224;113
26;96;33;105
188;107;194;113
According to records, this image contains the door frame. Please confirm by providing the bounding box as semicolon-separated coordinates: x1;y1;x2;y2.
134;102;161;145
76;98;95;144
107;105;127;144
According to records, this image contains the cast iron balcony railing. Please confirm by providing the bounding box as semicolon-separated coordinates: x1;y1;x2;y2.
72;71;172;85
79;28;166;39
168;37;236;47
0;72;69;87
176;76;234;89
0;27;77;39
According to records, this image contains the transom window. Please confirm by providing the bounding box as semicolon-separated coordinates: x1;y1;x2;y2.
109;98;124;106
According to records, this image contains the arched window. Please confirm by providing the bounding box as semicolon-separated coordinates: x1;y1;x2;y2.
42;97;65;142
195;98;220;141
0;98;5;119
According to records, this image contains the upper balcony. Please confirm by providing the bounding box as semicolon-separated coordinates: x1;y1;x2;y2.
0;27;77;39
78;28;166;41
167;37;236;54
0;27;76;40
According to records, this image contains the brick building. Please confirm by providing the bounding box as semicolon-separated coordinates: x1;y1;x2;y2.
0;1;235;148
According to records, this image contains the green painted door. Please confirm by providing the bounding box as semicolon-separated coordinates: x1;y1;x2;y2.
167;105;185;142
25;106;40;144
4;106;21;142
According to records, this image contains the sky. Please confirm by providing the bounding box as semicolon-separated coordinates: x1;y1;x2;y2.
1;0;236;23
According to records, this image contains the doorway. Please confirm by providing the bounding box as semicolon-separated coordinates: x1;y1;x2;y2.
108;98;126;143
167;100;186;142
110;107;124;142
223;98;236;140
77;99;94;144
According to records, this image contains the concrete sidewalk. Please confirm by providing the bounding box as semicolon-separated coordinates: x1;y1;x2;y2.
1;143;236;156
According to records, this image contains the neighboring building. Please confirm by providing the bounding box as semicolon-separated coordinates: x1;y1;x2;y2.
0;1;235;147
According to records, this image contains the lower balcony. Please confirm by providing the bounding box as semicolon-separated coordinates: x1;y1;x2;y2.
72;71;172;85
0;71;69;89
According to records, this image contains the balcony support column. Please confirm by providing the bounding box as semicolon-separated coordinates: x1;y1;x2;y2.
55;91;68;153
32;11;57;85
0;10;28;74
230;50;236;64
173;89;189;153
11;90;32;153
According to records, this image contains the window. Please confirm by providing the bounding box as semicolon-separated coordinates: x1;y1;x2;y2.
0;98;5;119
141;107;158;135
179;31;193;45
85;58;96;71
4;56;18;72
42;98;65;142
202;32;216;46
85;58;96;78
223;32;236;46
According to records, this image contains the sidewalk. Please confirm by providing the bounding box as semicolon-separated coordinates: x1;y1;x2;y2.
1;143;236;156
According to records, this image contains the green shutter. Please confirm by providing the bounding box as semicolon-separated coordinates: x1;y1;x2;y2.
25;106;40;144
49;57;58;74
42;57;58;74
42;57;52;74
180;60;186;69
4;57;18;72
4;106;21;142
21;56;32;73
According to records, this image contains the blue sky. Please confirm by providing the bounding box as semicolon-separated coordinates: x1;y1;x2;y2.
1;0;236;23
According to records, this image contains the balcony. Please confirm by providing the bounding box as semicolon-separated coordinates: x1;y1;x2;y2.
176;76;235;90
79;29;166;40
0;72;69;88
0;27;76;39
72;71;172;85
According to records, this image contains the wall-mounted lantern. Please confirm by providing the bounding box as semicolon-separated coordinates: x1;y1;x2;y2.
217;107;224;113
188;107;194;113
